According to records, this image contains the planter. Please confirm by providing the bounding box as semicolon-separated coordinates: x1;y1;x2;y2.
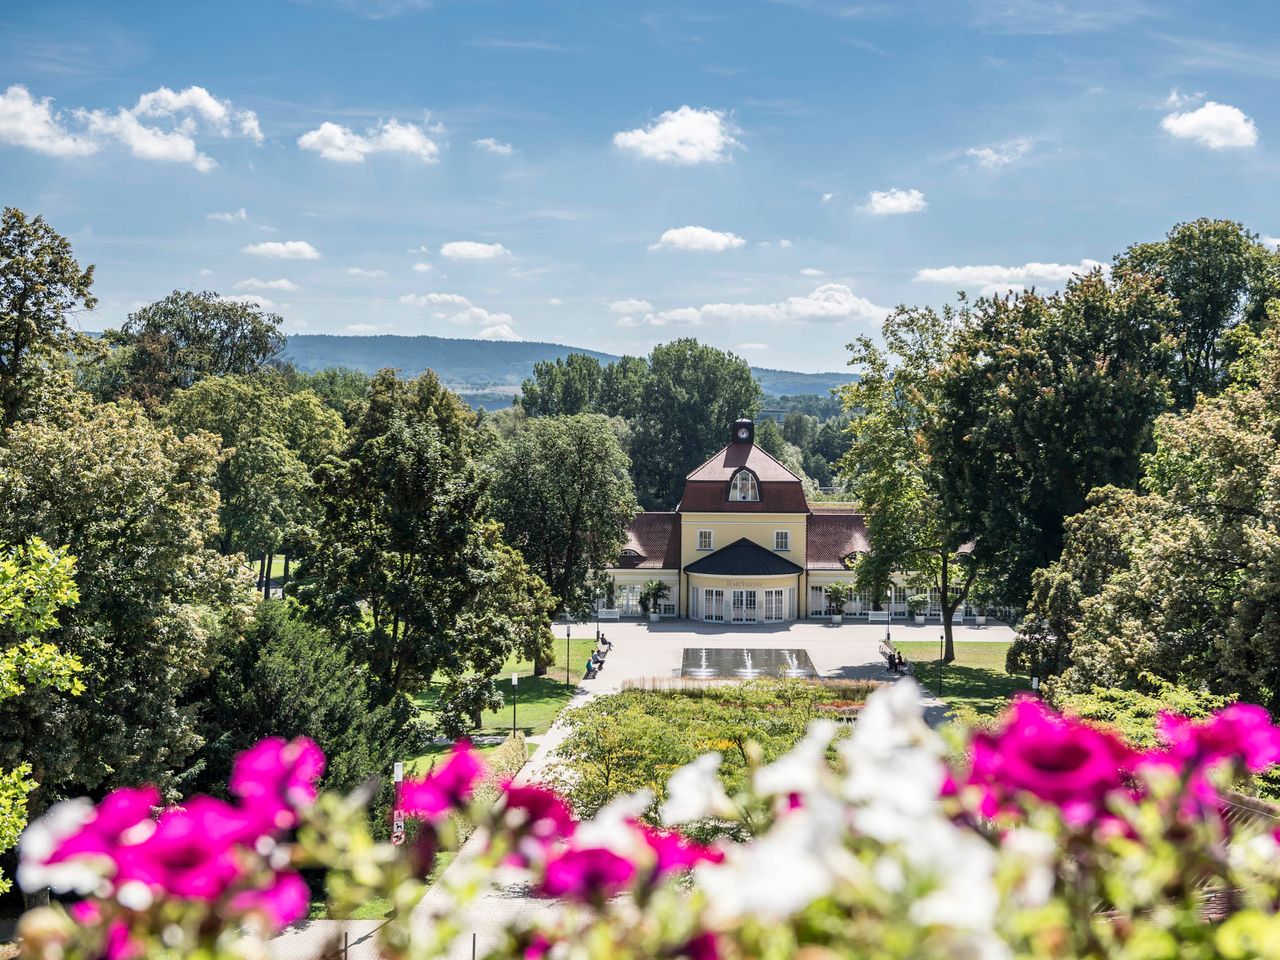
831;614;843;625
913;614;926;625
649;612;660;623
975;615;987;626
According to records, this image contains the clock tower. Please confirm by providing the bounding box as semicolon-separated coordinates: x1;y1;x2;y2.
731;418;754;444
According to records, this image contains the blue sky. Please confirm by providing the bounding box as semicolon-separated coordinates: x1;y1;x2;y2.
2;0;1277;372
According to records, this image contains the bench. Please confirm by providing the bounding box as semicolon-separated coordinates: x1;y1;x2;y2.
597;608;621;621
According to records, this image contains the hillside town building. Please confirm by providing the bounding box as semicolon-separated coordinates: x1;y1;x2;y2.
605;419;937;623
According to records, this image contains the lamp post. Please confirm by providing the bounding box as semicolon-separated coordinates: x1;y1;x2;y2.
566;619;572;687
511;672;518;738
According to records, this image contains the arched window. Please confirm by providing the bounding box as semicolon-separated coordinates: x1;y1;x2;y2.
728;469;759;501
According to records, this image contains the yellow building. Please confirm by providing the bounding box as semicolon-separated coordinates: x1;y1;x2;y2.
606;418;910;623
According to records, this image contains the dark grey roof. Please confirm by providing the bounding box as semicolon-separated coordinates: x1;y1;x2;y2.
683;538;804;577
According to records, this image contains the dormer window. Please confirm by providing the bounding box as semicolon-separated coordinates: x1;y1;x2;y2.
728;469;759;502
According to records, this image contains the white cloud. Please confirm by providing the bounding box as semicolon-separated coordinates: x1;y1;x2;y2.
736;342;769;351
439;240;510;260
220;294;275;309
820;192;835;204
778;238;793;248
608;298;653;314
207;208;247;222
0;86;97;156
613;105;741;164
863;188;927;215
344;322;388;334
298;118;440;162
412;261;433;273
399;292;473;308
242;240;321;260
198;268;214;276
966;137;1033;169
1165;88;1205;109
0;84;258;170
1160;101;1258;149
478;323;521;341
640;284;887;327
407;245;431;254
1262;236;1280;250
345;267;389;277
473;137;514;155
649;226;746;252
799;268;825;277
548;297;563;305
235;277;298;291
913;259;1108;294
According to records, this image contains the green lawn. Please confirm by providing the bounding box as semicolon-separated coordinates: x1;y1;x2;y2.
410;636;599;772
894;641;1029;717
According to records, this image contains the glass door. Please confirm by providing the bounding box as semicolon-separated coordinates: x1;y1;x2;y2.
731;590;747;622
744;590;758;622
763;588;783;622
704;589;724;622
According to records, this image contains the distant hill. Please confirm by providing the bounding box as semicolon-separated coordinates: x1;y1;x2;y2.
282;334;853;406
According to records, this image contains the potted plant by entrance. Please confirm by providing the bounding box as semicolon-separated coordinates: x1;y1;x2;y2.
640;579;670;623
969;578;994;626
824;581;851;625
908;594;928;625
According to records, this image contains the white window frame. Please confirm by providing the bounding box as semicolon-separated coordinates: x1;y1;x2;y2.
774;530;790;552
728;469;760;502
697;529;714;551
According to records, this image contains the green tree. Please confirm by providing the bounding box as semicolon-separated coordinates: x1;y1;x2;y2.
488;414;639;623
0;539;83;896
838;306;977;659
104;290;286;406
598;355;649;420
782;411;819;451
0;403;245;809
302;370;554;732
295;367;372;426
1114;218;1280;409
0;208;96;428
631;340;762;508
519;354;605;417
926;272;1174;608
192;600;414;798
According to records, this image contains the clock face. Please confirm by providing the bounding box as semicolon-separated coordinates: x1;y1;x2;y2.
737;427;750;439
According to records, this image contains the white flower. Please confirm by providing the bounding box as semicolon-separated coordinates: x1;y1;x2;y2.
17;798;99;894
574;790;653;858
754;719;836;798
1003;828;1056;908
661;753;734;825
906;821;1000;932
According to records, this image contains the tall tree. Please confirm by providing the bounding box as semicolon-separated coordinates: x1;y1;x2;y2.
0;402;245;809
302;370;553;731
631;339;762;508
597;355;649;420
488;414;639;620
519;354;605;417
926;272;1175;608
0;208;96;428
1114;218;1280;409
838;305;976;660
105;290;286;405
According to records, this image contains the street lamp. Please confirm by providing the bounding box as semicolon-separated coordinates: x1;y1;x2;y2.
511;672;518;738
566;619;572;687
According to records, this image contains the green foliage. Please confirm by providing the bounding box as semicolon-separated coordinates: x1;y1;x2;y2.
487;413;638;616
0;402;246;806
823;580;852;611
546;679;876;823
293;367;372;425
302;369;555;734
0;207;96;428
927;271;1175;607
519;353;606;416
638;579;670;615
631;339;761;508
1114;218;1280;409
1049;680;1229;750
192;601;415;799
101;290;286;406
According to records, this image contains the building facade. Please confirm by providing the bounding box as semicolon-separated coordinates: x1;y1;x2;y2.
606;418;933;624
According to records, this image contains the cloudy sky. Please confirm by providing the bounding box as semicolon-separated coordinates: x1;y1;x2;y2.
2;0;1276;371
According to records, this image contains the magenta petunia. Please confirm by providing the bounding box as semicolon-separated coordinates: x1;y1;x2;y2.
966;697;1137;825
398;743;487;820
498;783;576;864
46;787;161;869
229;737;326;831
116;797;249;901
538;846;636;901
682;932;720;960
638;826;724;876
1155;705;1280;774
230;871;310;931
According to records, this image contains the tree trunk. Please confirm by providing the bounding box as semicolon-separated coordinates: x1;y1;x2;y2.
533;649;548;677
940;553;978;664
282;553;290;596
471;705;483;730
262;551;273;600
257;553;267;593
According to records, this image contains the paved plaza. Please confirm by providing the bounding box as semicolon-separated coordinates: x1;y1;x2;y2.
269;618;1015;960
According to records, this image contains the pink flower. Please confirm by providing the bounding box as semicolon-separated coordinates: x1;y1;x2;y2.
45;787;160;869
682;933;720;960
116;798;249;901
1155;706;1280;773
638;826;723;876
538;846;635;901
229;737;325;831
230;871;310;932
966;697;1137;825
499;784;576;863
399;743;486;820
523;934;554;959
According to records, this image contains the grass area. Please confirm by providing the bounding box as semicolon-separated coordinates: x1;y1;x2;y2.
894;641;1028;717
410;636;600;772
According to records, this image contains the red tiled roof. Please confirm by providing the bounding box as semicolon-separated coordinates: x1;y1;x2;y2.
679;481;811;513
805;511;870;569
685;442;802;483
616;512;681;569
